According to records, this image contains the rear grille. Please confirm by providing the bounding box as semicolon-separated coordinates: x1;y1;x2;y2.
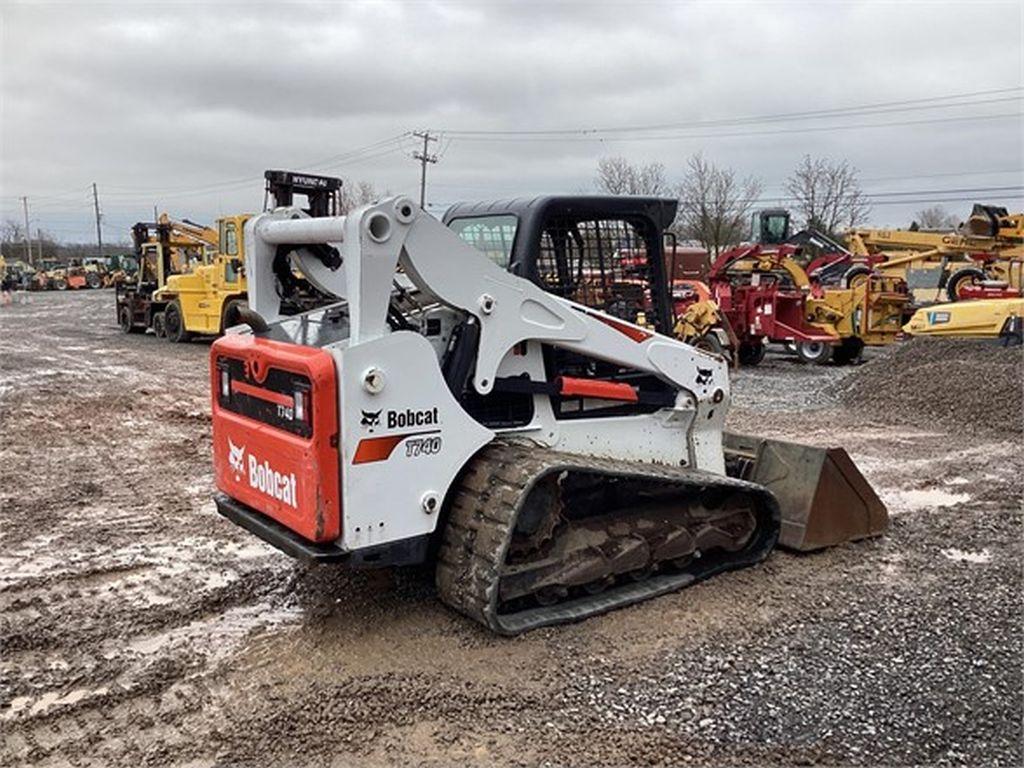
215;356;313;438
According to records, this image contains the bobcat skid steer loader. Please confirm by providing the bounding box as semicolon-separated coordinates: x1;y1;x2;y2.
210;195;886;635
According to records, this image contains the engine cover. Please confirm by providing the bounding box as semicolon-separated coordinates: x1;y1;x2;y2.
211;334;341;542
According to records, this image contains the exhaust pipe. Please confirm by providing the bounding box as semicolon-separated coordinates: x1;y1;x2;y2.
723;432;888;552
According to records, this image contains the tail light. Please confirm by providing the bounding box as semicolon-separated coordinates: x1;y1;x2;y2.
293;387;308;424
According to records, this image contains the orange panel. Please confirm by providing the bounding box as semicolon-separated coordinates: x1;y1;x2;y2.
210;335;341;543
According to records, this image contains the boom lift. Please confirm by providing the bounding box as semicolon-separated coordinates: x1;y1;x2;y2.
209;195;887;634
903;297;1024;342
847;204;1024;303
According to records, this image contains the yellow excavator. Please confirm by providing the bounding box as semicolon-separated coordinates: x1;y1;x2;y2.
847;204;1023;304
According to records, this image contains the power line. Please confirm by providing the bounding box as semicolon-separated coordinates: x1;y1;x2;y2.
446;111;1021;144
6;182;1021;227
861;168;1024;184
99;134;412;198
295;133;411;173
669;185;1024;206
6;89;1021;208
441;86;1023;137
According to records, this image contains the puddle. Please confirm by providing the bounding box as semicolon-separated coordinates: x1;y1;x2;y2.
123;599;300;659
941;548;992;564
2;686;110;721
886;488;971;513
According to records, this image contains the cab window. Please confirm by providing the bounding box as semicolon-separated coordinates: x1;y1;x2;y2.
448;215;518;269
762;214;789;244
222;221;239;256
536;217;654;325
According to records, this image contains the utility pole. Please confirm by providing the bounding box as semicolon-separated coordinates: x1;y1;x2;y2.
36;228;43;263
92;182;103;259
20;196;32;266
412;130;438;209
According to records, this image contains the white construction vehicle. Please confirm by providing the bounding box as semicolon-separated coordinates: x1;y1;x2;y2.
210;195;887;634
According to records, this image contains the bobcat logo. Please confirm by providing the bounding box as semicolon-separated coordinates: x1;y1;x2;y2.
360;409;382;432
228;438;246;480
696;368;714;386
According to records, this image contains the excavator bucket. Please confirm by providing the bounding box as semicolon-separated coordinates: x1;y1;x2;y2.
723;432;888;552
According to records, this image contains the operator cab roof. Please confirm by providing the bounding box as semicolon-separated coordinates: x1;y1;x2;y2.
442;195;679;232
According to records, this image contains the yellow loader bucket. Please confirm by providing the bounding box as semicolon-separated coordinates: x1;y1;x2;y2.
723;432;888;552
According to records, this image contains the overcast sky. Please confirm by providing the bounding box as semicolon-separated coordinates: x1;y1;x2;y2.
1;0;1021;245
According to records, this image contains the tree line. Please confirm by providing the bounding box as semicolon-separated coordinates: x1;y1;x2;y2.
3;165;964;265
594;154;959;255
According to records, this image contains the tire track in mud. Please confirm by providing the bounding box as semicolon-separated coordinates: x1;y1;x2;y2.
1;292;307;766
2;291;1022;767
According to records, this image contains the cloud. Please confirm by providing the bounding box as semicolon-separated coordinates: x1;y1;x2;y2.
1;0;1021;240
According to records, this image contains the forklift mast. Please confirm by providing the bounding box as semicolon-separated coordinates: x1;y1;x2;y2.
131;220;175;288
264;170;343;217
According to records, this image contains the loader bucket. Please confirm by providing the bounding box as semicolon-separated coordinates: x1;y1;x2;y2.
723;432;888;552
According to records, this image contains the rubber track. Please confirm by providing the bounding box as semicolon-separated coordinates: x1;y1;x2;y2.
435;441;780;635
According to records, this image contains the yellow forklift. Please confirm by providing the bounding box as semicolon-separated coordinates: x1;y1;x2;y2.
116;215;216;334
152;170;343;342
152;214;250;341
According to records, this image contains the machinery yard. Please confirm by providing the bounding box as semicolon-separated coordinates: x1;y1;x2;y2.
2;5;1022;766
2;290;1021;767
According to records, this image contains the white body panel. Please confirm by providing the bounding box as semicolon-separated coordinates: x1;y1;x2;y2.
243;198;732;552
333;332;492;551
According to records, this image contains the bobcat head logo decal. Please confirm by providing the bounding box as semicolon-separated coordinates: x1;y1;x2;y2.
695;368;714;386
228;438;246;480
360;409;382;432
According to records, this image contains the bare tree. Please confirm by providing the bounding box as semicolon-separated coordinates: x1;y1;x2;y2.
595;157;669;196
676;154;763;256
912;205;959;231
785;155;870;234
338;179;384;213
1;219;25;246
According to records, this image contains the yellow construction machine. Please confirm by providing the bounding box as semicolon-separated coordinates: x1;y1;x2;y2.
847;204;1023;304
903;297;1024;344
117;214;217;333
152;214;250;342
145;170;344;342
802;273;909;363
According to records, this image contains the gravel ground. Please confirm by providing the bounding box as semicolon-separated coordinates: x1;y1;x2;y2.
1;290;1022;767
838;338;1023;435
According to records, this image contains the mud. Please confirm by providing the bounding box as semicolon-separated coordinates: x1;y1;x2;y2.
2;291;1022;767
